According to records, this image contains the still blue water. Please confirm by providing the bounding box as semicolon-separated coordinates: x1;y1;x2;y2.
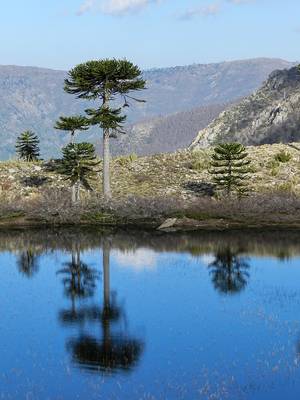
1;229;300;399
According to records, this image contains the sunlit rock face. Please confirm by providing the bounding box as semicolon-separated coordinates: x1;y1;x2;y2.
190;66;300;149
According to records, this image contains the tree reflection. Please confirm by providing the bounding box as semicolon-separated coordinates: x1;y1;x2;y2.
57;248;99;324
17;249;40;278
209;246;250;294
60;240;144;374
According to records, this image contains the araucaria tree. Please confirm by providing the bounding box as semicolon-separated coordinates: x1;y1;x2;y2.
54;116;89;143
209;143;251;196
59;142;99;203
16;131;40;161
64;59;146;199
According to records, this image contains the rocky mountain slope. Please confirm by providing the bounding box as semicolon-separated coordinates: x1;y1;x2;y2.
191;65;300;149
116;102;234;156
0;58;295;159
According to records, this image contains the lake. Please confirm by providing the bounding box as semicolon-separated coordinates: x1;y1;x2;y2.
1;228;300;399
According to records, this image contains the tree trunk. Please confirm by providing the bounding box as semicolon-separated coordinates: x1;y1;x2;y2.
72;185;77;204
71;182;81;204
102;89;111;200
103;130;111;199
76;182;81;203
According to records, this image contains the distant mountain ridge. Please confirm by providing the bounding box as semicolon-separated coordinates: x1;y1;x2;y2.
0;58;296;159
116;102;235;156
138;58;295;119
190;65;300;149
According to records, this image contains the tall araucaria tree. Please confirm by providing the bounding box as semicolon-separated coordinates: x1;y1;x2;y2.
54;116;89;143
64;59;146;199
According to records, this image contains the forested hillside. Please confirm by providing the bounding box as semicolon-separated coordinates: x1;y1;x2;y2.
117;103;234;155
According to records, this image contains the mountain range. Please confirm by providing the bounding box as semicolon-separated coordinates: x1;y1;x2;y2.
0;58;296;159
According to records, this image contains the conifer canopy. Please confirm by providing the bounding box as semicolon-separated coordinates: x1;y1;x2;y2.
59;142;99;190
54;116;89;142
64;59;146;99
209;143;251;196
64;59;146;135
16;130;40;162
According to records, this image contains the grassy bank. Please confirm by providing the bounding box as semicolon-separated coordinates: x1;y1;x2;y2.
1;142;300;230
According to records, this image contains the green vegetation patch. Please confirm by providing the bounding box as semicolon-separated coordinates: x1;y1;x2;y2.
190;150;210;171
115;154;138;167
274;150;292;163
0;211;26;221
81;212;121;225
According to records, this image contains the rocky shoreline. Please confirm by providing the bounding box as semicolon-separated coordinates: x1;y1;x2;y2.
1;214;300;232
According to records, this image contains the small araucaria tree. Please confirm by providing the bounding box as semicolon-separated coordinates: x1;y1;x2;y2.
16;130;40;161
209;143;252;196
64;59;146;199
54;115;89;143
59;142;99;203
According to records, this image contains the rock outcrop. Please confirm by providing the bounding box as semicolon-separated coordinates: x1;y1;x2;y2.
190;66;300;149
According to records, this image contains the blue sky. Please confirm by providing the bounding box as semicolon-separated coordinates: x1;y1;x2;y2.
0;0;299;70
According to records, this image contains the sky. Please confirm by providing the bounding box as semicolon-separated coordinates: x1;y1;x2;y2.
0;0;299;71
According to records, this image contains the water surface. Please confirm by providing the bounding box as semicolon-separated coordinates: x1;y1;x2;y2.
1;229;300;399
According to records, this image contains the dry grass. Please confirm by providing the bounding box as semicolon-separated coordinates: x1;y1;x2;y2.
0;142;300;227
0;188;299;228
1;142;300;200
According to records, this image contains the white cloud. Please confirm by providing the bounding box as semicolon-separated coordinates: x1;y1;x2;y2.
77;0;96;15
77;0;257;18
227;0;255;4
113;248;158;271
77;0;160;16
198;254;215;266
179;3;221;20
178;0;256;21
103;0;158;14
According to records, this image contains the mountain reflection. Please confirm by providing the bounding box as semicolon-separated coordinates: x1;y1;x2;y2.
59;240;144;374
208;246;250;294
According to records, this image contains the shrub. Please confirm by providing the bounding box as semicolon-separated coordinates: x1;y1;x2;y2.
25;188;79;223
266;159;280;169
116;154;138;167
134;173;151;184
274;150;292;163
277;181;296;194
270;167;280;177
190;150;210;172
